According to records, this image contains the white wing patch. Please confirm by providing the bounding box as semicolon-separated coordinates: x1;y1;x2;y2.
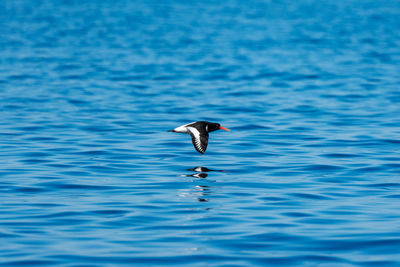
173;121;197;133
187;127;208;154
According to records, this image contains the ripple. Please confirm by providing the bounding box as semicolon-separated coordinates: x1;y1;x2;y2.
321;153;362;158
300;164;344;171
13;186;48;193
283;212;314;218
289;193;331;200
3;260;59;266
37;182;119;191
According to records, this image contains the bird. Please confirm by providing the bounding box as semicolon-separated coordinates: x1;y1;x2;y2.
168;121;230;154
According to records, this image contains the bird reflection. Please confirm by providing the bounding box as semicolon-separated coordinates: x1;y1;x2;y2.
180;166;225;203
178;184;212;202
193;185;211;202
187;166;225;172
181;172;208;178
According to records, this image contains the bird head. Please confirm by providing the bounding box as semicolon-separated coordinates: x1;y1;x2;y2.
207;122;230;133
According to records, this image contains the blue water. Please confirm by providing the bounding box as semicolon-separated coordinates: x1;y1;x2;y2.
1;0;400;266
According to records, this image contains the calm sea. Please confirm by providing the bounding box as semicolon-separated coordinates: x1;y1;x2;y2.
1;0;400;266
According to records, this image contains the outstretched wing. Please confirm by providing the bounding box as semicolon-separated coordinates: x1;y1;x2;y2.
187;127;209;154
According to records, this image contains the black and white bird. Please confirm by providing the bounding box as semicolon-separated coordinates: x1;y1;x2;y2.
168;121;230;154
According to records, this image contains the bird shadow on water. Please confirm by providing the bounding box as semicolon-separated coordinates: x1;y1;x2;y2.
179;166;225;203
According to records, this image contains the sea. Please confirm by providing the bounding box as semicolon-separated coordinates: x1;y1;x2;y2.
1;0;400;266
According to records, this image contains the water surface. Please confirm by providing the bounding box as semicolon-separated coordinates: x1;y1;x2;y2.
1;0;400;266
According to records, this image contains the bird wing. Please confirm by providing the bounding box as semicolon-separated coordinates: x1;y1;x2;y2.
187;126;209;154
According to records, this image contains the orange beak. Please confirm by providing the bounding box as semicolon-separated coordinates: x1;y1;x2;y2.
219;126;230;131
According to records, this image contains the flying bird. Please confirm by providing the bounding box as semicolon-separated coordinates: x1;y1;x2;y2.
169;121;230;154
